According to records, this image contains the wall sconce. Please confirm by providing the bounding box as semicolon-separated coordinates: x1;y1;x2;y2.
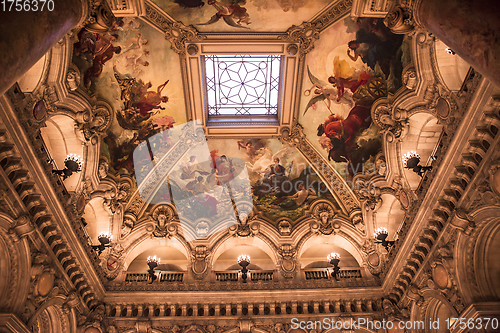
91;232;112;255
238;254;250;283
147;256;160;284
374;227;395;251
52;154;83;180
402;151;432;177
327;252;340;280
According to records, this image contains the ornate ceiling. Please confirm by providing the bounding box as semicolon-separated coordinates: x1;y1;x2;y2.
1;0;500;332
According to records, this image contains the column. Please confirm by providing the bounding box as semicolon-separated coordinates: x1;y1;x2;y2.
0;0;115;96
413;0;500;87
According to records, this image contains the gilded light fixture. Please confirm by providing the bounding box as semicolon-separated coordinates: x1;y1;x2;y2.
238;254;250;283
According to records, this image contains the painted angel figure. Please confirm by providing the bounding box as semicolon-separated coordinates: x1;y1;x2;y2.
327;56;371;103
198;0;251;29
303;66;355;115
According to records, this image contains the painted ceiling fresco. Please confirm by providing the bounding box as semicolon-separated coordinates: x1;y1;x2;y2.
69;6;413;227
72;17;187;179
133;134;337;233
298;17;411;180
154;0;332;32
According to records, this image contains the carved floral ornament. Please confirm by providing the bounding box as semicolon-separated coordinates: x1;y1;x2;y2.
278;22;320;57
83;0;117;34
163;22;205;55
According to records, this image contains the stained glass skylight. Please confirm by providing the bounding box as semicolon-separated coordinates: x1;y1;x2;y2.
203;55;283;119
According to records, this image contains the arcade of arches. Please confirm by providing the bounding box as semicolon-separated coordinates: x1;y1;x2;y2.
0;0;499;332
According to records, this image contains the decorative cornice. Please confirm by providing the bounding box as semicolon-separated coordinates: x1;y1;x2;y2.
311;0;353;32
1;87;106;310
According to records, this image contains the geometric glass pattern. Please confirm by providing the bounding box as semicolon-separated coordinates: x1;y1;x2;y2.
203;55;283;117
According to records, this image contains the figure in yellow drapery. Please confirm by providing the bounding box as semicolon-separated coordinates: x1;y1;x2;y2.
328;56;371;104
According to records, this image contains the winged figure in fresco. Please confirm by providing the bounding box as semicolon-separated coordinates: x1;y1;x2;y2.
198;0;251;29
113;71;169;130
303;66;355;115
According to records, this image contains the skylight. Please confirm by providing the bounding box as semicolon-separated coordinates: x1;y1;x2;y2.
203;55;283;122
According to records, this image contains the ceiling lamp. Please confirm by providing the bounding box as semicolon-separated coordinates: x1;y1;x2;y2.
402;151;432;177
374;227;395;251
147;256;160;283
327;252;341;280
91;231;112;255
238;254;250;283
52;154;84;180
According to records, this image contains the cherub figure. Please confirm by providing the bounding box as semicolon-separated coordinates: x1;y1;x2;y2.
198;0;251;29
327;56;370;103
303;66;355;115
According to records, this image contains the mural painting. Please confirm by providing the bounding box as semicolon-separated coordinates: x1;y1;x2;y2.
137;137;336;228
300;17;411;180
72;17;187;178
206;139;335;223
155;0;332;32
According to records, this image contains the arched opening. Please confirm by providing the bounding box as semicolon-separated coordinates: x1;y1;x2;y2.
299;233;363;267
213;245;274;271
479;222;500;300
211;236;278;268
40;115;84;191
402;113;443;189
127;245;188;272
300;243;360;269
17;55;47;93
424;298;455;333
82;197;111;244
434;40;470;91
375;194;405;240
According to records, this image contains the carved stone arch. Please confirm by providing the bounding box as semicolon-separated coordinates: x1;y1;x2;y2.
210;232;280;269
40;113;86;191
431;39;470;93
413;290;458;331
0;215;31;315
455;206;500;304
17;48;52;95
293;211;364;250
28;296;75;333
373;192;406;241
296;230;366;269
82;196;112;243
119;230;191;273
401;112;442;190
